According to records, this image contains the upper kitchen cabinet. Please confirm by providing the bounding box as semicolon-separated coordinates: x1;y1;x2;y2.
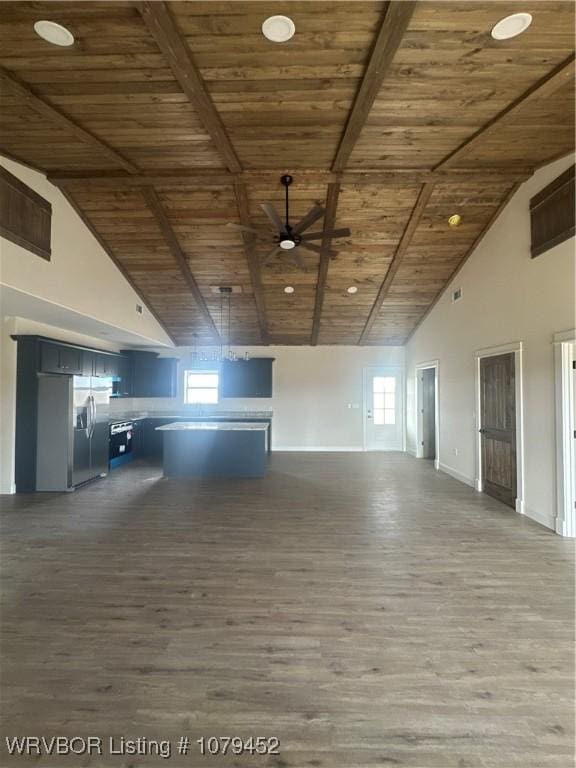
26;337;121;378
121;350;177;398
39;340;83;375
221;359;274;398
93;353;119;377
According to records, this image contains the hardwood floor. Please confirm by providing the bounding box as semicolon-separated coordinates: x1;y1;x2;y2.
1;453;573;767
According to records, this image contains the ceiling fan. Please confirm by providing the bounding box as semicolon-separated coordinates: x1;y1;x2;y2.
226;175;351;270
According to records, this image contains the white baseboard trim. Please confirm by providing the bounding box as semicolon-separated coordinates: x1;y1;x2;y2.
406;447;418;457
524;505;555;532
555;518;576;537
475;478;483;492
438;462;475;488
0;482;16;495
273;446;364;452
515;498;525;515
434;458;440;471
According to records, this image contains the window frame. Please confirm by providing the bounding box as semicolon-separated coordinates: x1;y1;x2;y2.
373;375;396;426
183;368;220;405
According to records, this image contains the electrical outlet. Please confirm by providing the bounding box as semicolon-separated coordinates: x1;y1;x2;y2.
453;447;458;456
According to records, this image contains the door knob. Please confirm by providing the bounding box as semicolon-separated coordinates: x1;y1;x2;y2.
479;428;487;434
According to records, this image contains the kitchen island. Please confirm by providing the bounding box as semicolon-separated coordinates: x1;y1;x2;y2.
155;421;268;478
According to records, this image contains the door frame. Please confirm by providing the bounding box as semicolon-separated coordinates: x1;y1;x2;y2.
553;329;576;537
474;341;525;514
415;359;439;469
362;366;405;452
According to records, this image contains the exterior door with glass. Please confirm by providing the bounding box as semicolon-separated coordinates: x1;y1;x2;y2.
364;368;404;450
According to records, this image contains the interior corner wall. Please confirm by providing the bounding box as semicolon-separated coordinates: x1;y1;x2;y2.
0;156;172;347
0;156;173;495
405;154;575;531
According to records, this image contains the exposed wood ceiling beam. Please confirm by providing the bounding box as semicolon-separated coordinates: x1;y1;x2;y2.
435;53;576;169
233;181;269;344
0;67;139;175
358;182;435;345
311;182;341;346
404;181;522;343
332;1;416;172
139;1;242;174
141;186;221;342
48;167;532;189
60;188;177;346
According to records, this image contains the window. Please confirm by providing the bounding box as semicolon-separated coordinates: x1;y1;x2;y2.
373;376;396;425
184;370;219;405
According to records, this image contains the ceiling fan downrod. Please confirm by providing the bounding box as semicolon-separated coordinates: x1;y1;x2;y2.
279;174;298;249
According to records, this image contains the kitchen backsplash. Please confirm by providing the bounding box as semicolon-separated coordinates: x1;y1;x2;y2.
108;397;273;416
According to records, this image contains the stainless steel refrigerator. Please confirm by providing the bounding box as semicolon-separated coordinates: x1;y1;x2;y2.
36;374;113;491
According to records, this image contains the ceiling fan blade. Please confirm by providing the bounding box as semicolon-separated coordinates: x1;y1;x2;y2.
225;222;262;236
260;202;284;232
300;227;351;241
300;241;339;259
291;247;308;272
261;246;282;265
292;203;325;235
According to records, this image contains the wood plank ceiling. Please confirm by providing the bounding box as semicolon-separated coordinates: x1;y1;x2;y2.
0;1;574;346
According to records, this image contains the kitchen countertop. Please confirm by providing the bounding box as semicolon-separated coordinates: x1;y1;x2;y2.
109;411;272;425
156;421;269;432
151;410;273;418
108;416;146;424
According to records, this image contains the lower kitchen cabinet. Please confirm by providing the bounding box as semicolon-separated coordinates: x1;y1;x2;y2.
142;418;173;459
131;420;145;458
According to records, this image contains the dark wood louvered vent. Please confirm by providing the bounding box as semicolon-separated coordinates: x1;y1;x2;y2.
0;166;52;261
530;165;575;259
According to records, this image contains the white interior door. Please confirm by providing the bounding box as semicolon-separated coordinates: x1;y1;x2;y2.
364;368;404;450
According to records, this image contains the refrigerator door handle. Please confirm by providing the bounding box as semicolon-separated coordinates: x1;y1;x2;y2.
89;396;96;439
84;397;92;438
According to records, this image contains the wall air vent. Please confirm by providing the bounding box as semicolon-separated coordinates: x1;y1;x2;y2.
135;304;143;314
451;287;463;303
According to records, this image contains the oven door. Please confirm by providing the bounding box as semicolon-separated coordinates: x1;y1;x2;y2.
109;424;133;461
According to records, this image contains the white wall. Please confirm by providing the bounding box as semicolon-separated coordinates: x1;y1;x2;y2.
110;345;404;450
405;155;575;531
0;156;172;494
0;156;172;347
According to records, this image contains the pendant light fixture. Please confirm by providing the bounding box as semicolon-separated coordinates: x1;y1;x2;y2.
219;286;233;361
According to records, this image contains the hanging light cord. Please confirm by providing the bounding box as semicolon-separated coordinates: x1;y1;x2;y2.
227;290;231;357
220;290;223;361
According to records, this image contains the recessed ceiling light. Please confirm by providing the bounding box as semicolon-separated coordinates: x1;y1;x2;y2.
284;286;295;294
448;214;462;228
34;20;75;46
347;286;358;294
262;15;295;43
491;13;532;40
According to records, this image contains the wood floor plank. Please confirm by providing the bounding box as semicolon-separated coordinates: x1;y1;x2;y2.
0;453;573;767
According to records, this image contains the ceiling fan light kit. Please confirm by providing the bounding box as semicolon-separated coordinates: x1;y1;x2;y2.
227;175;350;271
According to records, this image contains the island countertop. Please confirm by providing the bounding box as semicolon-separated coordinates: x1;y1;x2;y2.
155;421;269;432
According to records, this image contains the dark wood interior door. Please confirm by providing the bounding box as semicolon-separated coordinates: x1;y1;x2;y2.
480;353;516;509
